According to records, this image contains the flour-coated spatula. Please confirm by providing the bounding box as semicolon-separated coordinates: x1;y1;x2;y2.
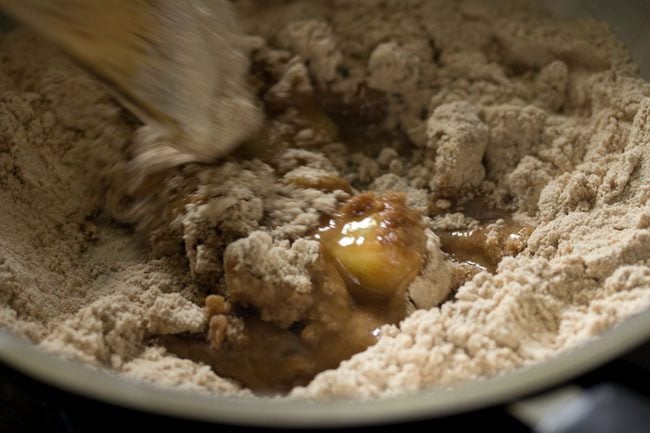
0;0;262;164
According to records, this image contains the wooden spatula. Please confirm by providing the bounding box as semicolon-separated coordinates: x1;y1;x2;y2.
0;0;263;163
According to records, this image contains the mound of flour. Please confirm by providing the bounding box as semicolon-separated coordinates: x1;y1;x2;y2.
0;0;649;399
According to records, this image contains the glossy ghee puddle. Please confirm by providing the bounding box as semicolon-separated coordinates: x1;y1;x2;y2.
161;193;426;392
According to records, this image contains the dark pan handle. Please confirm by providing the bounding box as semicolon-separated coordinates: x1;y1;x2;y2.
511;384;650;433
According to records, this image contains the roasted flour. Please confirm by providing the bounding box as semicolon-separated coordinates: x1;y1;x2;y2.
1;0;650;399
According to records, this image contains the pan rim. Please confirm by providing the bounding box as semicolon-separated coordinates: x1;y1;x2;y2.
1;306;649;427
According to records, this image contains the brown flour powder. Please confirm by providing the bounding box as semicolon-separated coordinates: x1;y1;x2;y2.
0;0;650;399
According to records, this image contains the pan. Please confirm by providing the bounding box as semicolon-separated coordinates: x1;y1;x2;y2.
1;0;649;428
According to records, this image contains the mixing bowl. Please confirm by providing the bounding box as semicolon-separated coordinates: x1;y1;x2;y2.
1;1;649;427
